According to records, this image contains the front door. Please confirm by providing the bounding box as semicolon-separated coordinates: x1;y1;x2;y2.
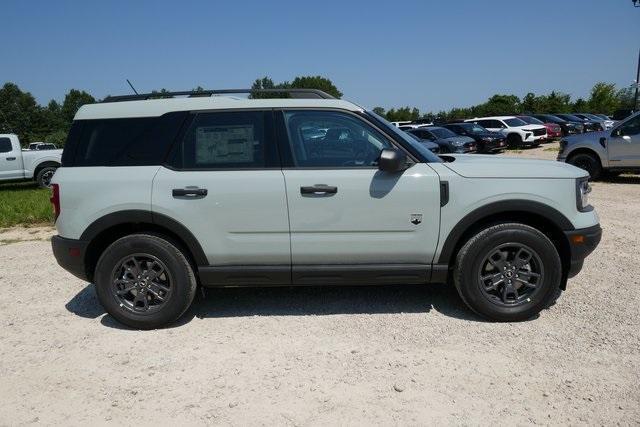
277;109;441;284
608;114;640;167
0;136;22;179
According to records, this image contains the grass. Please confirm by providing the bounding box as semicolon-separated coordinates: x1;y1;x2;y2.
0;181;53;228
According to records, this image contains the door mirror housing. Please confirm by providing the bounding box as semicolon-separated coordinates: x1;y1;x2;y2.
378;149;408;173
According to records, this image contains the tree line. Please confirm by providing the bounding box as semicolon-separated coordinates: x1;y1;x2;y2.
376;82;637;123
0;78;635;147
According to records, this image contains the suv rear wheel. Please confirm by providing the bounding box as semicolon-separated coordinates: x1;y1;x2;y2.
453;223;562;321
94;234;197;329
567;152;601;180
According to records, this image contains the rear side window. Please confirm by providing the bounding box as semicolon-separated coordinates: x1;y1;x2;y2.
0;137;12;153
63;112;186;167
169;111;276;169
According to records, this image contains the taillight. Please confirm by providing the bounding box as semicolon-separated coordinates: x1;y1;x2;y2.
50;184;60;221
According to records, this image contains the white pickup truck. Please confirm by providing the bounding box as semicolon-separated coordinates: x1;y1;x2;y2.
0;134;62;188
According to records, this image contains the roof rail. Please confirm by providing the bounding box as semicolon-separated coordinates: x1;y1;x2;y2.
102;88;336;103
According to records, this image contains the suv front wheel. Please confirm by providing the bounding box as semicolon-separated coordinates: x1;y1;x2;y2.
453;223;562;321
94;234;197;329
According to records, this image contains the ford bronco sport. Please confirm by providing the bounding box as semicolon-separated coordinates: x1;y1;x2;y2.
51;89;601;329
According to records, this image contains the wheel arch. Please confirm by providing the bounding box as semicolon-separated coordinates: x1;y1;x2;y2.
33;160;60;179
81;210;208;283
565;147;604;166
437;200;573;289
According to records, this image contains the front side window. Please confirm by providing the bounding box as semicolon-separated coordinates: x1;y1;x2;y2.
172;111;271;169
284;110;392;167
618;114;640;137
0;137;12;153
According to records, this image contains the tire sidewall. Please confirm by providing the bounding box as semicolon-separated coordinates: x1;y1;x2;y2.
456;226;561;321
36;166;57;188
95;235;195;329
569;153;601;180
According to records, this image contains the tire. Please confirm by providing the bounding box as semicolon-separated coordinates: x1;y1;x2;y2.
36;166;57;188
567;152;602;180
453;223;562;322
94;233;197;329
506;133;522;148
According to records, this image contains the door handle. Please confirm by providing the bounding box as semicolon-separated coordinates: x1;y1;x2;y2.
6;157;16;161
172;187;208;198
300;184;338;195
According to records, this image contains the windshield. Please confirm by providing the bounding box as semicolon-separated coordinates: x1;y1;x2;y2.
365;111;442;163
558;114;583;122
458;123;488;134
429;127;458;139
504;118;528;127
519;116;544;125
583;113;602;121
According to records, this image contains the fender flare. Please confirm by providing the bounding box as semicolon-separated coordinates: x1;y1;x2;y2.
80;210;208;266
437;200;574;265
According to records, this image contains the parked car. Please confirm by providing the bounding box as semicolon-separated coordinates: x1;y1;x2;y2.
531;114;584;136
554;114;601;132
612;109;635;121
464;116;546;147
517;116;562;142
28;142;59;150
0;134;62;187
573;113;613;130
398;124;424;131
405;132;441;153
440;122;506;153
51;88;601;328
558;111;640;180
407;126;477;153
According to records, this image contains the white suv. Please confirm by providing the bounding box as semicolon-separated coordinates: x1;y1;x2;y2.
50;89;601;329
465;116;547;147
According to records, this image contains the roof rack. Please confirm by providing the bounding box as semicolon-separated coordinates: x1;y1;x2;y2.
102;88;336;103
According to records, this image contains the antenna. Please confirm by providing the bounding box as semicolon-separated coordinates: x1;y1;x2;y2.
126;79;139;95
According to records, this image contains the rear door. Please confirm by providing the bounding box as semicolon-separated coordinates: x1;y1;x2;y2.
276;109;441;284
151;110;291;282
0;136;24;179
608;114;640;167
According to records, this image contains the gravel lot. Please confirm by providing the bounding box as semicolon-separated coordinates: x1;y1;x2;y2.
1;144;638;426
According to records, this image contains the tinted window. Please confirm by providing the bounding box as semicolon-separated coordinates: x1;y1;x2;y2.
171;111;272;169
0;137;12;153
67;112;186;167
284;110;392;167
519;116;544;125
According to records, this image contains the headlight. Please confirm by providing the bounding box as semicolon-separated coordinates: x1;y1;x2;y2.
576;177;592;212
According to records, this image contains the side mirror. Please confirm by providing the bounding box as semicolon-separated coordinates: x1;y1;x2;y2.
378;148;408;173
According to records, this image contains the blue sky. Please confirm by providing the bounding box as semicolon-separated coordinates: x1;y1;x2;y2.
2;0;639;112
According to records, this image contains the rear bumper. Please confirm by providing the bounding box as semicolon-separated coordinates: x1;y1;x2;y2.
564;224;602;278
51;236;90;282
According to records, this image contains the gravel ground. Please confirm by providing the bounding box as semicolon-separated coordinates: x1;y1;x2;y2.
0;145;639;426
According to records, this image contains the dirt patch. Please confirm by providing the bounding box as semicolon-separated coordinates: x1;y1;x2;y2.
0;150;638;425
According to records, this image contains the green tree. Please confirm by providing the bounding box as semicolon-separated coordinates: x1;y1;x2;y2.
536;91;572;113
572;98;588;112
289;76;342;98
61;89;95;128
587;82;619;114
521;92;539;113
0;82;44;144
372;107;386;116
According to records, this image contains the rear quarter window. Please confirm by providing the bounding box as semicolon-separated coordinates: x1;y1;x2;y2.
62;112;187;167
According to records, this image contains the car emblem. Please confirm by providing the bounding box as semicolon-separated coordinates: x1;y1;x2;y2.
410;214;422;225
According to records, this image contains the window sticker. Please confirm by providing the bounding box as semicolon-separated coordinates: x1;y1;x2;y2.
195;125;256;164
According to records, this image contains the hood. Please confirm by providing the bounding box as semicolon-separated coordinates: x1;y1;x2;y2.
443;136;476;144
442;154;586;179
564;130;608;144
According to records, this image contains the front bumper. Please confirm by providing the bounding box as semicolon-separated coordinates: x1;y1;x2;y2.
51;236;90;282
564;224;602;278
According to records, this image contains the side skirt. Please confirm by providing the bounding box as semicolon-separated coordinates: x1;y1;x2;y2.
198;264;451;288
